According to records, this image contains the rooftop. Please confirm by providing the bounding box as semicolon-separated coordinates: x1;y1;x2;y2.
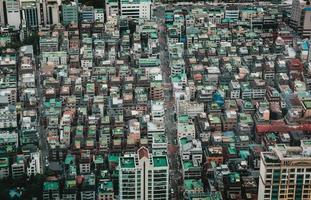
184;179;204;191
153;156;168;167
120;157;135;168
43;181;59;191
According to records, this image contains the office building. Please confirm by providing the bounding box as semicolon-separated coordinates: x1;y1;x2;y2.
4;0;21;30
258;141;311;200
62;2;78;25
120;0;152;19
20;0;41;28
46;0;60;25
118;147;169;200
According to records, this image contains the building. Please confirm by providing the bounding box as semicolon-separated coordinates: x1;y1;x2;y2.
62;2;79;25
118;147;169;200
42;180;60;200
80;174;96;200
94;8;104;22
20;0;41;29
120;0;152;20
291;0;311;37
105;0;119;19
11;155;25;179
46;0;60;25
0;157;9;179
80;6;94;22
258;141;311;200
26;151;42;177
97;181;114;200
4;0;21;30
0;0;4;25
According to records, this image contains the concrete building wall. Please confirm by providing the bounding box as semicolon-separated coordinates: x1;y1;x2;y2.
5;0;21;30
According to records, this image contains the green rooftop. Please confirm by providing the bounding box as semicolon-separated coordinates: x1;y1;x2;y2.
227;144;237;155
178;114;190;123
303;100;311;109
98;181;113;193
109;154;120;163
95;155;104;164
43;181;59;191
120;157;135;168
153;156;168;167
183;160;194;170
65;180;76;189
229;173;240;184
180;137;188;145
139;58;160;67
184;179;203;191
266;133;277;141
239;150;250;160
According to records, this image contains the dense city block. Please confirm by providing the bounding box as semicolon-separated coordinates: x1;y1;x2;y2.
0;0;311;200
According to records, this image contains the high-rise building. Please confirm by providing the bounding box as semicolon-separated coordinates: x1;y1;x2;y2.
118;147;169;200
0;0;5;25
258;141;311;200
4;0;21;30
46;0;60;25
62;2;78;25
20;0;41;28
120;0;151;20
291;0;311;38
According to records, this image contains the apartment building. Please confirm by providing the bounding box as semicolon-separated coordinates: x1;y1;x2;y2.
258;141;311;200
118;147;169;200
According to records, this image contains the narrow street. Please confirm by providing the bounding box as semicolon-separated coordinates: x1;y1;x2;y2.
154;6;184;200
35;55;48;173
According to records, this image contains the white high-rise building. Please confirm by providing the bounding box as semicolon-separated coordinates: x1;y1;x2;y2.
26;151;42;176
118;147;169;200
258;141;311;200
45;0;60;25
151;101;165;126
120;0;151;20
5;0;21;30
291;0;311;38
0;0;5;25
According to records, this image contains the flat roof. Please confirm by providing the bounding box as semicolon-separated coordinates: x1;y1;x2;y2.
184;179;203;190
43;181;59;191
183;160;194;170
120;157;135;168
153;156;168;167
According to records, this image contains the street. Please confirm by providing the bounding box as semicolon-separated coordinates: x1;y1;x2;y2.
154;6;184;200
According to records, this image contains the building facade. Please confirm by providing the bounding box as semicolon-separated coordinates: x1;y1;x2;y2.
118;147;169;200
120;0;151;20
62;2;78;25
258;141;311;200
5;0;21;30
291;0;311;38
